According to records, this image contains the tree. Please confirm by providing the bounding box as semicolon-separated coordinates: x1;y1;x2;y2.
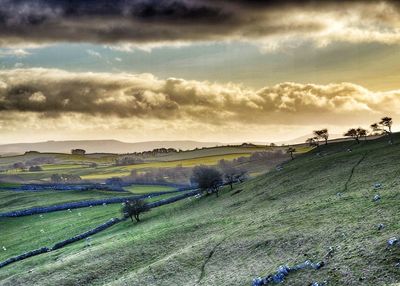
71;149;86;155
358;128;367;141
29;165;43;172
51;174;63;183
344;128;366;144
191;166;223;197
306;137;318;147
122;199;150;222
313;129;329;145
218;160;247;189
286;147;296;160
371;116;393;144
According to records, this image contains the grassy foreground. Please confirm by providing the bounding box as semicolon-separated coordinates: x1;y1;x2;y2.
1;135;400;285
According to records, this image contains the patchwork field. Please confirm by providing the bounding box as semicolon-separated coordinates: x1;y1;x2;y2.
0;144;294;182
0;135;400;285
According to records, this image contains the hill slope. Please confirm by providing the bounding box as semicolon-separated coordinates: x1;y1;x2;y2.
1;135;400;285
0;140;221;154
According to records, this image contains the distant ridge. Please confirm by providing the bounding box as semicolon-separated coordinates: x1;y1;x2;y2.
0;140;222;155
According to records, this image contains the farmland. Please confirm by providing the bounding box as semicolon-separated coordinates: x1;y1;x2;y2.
0;135;400;285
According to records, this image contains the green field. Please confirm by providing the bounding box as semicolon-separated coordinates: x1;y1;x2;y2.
0;146;275;182
123;185;176;194
2;136;399;285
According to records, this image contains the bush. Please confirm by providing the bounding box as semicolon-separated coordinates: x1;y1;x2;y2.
29;165;43;172
191;166;223;197
122;199;150;222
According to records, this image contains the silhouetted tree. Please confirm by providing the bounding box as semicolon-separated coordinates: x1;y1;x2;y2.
359;128;367;141
191;166;223;197
71;149;86;155
344;128;366;144
286;147;296;160
306;137;318;147
122;199;150;223
371;116;393;144
313;129;329;145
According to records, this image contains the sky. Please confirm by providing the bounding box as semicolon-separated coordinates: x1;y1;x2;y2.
1;0;400;144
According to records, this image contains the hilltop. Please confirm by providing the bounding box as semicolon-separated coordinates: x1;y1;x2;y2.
0;134;400;285
0;140;222;155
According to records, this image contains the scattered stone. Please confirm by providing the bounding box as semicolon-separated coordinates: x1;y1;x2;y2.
67;209;72;212
310;281;327;286
388;237;399;246
40;229;45;233
276;165;284;171
325;247;334;258
102;203;107;206
373;194;381;202
347;148;352;152
85;237;92;247
252;260;324;285
78;212;82;217
336;192;343;198
2;246;6;251
39;214;43;219
377;223;385;230
374;183;382;189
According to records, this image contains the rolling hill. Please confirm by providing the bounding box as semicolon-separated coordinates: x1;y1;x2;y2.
0;140;222;155
0;134;400;285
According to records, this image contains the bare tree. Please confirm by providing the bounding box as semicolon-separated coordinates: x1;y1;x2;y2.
218;160;247;189
344;128;366;144
286;147;296;160
313;129;329;145
306;137;318;147
191;166;223;197
122;199;150;223
372;116;394;144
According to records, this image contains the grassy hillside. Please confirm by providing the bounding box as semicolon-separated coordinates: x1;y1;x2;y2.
1;135;399;285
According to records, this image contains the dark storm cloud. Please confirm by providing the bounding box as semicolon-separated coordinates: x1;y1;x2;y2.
1;0;399;48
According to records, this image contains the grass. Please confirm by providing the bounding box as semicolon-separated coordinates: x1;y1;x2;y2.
0;190;129;213
123;185;176;194
81;153;252;180
1;135;400;285
0;184;178;212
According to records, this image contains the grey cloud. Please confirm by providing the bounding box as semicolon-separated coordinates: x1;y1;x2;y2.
0;68;398;126
1;1;400;49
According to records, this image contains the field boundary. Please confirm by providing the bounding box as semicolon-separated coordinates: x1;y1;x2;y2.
0;189;202;269
0;187;195;217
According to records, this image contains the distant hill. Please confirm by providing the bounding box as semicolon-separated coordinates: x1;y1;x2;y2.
0;140;221;155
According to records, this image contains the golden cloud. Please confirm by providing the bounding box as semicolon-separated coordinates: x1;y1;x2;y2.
0;68;398;128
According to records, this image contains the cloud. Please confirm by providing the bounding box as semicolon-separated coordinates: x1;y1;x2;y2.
0;68;398;128
1;1;400;50
0;48;31;57
86;49;102;58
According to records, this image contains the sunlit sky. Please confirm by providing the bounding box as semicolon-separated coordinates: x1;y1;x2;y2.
1;0;400;144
